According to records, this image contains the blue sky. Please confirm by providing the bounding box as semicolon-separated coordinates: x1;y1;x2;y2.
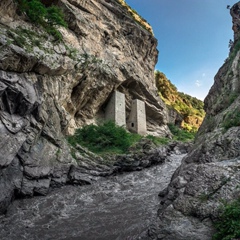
125;0;237;100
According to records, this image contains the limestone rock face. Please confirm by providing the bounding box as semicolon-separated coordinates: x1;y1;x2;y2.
142;2;240;239
0;70;73;214
0;0;168;133
0;0;168;213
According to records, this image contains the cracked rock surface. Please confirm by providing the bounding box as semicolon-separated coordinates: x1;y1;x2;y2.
0;0;169;214
139;3;240;239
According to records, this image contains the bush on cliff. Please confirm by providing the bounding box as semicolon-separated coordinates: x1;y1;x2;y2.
16;0;67;40
68;121;141;154
222;109;240;131
67;121;191;156
168;123;195;141
212;198;240;240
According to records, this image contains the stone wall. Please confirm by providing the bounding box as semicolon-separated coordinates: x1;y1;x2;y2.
105;91;126;127
127;99;147;135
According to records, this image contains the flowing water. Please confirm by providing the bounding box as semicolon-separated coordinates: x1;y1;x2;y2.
0;154;185;240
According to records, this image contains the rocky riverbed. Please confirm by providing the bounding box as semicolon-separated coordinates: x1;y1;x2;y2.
0;154;185;240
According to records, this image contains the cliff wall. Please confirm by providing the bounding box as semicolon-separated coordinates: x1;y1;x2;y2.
143;2;240;239
0;0;168;214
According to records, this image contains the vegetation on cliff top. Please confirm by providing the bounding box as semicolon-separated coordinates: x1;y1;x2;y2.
15;0;152;39
155;70;205;132
116;0;153;34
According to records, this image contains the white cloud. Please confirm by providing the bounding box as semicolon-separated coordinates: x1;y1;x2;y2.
195;80;202;87
202;73;206;77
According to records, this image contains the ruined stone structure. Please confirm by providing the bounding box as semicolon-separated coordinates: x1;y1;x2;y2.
105;91;126;127
105;91;147;135
127;99;147;135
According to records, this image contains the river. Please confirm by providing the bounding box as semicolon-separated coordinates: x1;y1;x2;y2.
0;154;185;240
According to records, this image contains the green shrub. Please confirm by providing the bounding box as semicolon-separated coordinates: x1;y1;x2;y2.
7;27;43;51
229;40;240;63
68;121;141;155
16;0;67;41
229;92;238;105
222;110;240;130
45;5;67;27
168;123;195;141
212;198;240;240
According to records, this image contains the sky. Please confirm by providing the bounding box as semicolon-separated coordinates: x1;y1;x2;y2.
125;0;237;100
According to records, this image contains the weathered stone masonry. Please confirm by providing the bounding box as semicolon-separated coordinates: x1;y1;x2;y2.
105;91;126;127
127;99;146;135
105;91;147;135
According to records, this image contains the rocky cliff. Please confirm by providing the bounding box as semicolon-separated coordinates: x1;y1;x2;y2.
0;0;169;214
142;2;240;240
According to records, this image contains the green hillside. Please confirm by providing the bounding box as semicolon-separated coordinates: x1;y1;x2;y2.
155;70;205;132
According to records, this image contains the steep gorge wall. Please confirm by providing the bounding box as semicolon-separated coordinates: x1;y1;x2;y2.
0;0;168;214
142;2;240;240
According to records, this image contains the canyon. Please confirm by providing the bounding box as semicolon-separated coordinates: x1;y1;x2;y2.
0;0;240;239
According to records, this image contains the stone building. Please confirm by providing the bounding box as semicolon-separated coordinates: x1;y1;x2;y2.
105;91;126;127
127;99;146;135
105;91;147;135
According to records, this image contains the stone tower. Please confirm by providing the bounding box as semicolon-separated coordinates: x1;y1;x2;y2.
127;99;146;135
105;91;126;127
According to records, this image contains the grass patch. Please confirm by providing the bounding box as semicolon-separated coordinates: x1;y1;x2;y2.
212;198;240;240
67;121;142;155
168;123;195;142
